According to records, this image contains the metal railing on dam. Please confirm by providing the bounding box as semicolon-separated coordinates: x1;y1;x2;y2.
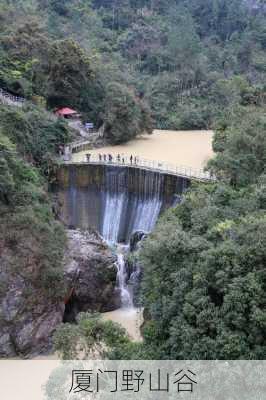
62;152;215;182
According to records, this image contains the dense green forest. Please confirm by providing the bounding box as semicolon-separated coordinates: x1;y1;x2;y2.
0;0;265;360
139;107;266;359
0;0;266;139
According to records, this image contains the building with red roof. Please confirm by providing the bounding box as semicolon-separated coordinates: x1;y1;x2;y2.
55;107;81;119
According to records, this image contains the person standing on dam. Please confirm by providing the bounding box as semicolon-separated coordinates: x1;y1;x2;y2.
86;153;91;162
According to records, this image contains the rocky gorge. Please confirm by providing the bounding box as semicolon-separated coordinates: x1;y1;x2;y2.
0;162;189;358
0;229;118;358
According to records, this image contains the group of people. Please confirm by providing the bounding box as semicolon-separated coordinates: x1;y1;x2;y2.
86;153;139;165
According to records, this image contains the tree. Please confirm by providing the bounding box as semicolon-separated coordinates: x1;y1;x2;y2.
138;108;266;360
0;21;50;96
103;82;152;143
0;133;15;204
46;39;93;109
53;312;131;359
0;105;71;176
208;107;266;186
0;114;67;300
140;184;266;359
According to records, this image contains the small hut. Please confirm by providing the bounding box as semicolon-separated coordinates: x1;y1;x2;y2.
55;107;81;119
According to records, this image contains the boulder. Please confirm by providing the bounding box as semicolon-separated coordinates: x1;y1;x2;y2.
129;230;147;252
0;266;65;358
63;229;120;321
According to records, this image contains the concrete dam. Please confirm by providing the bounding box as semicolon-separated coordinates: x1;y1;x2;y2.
56;163;190;243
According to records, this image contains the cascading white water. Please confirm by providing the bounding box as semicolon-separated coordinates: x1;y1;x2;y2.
116;249;133;309
131;196;162;233
62;163;189;239
100;168;165;306
102;194;162;243
101;168;164;244
102;192;127;243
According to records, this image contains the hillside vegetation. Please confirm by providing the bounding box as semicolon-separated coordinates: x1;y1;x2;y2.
139;107;266;359
0;0;265;360
0;0;265;140
0;105;71;303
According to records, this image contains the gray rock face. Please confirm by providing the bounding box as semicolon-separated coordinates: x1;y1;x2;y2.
64;229;119;321
0;243;65;358
129;230;147;252
0;276;64;357
0;229;119;358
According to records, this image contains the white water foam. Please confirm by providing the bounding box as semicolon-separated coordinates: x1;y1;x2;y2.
102;192;126;243
116;248;133;309
132;197;162;233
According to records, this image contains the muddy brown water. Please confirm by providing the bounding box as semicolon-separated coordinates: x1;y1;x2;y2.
103;308;143;342
72;129;214;170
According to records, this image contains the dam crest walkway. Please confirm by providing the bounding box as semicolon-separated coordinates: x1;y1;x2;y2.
63;153;215;182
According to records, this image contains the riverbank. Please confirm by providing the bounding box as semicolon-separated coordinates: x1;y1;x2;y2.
34;309;143;359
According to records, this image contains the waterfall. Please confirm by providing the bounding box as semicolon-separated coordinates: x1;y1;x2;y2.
59;164;190;240
102;192;127;243
116;248;133;309
100;169;164;307
101;167;164;244
131;196;162;234
59;164;190;308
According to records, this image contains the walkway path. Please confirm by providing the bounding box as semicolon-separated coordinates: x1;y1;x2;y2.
67;119;104;141
63;153;215;182
0;88;25;107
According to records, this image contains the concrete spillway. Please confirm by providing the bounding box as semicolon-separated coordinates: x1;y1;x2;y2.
56;164;190;243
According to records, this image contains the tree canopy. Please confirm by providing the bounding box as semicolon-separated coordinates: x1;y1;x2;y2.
138;108;266;359
0;0;265;136
53;312;131;359
0;104;71;300
0;0;265;361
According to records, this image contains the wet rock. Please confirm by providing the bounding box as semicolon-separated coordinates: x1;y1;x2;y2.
0;332;16;358
12;304;64;356
1;277;25;322
129;230;147;252
0;241;66;358
63;229;120;321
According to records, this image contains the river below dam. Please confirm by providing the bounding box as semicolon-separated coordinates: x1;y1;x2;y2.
103;308;143;342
